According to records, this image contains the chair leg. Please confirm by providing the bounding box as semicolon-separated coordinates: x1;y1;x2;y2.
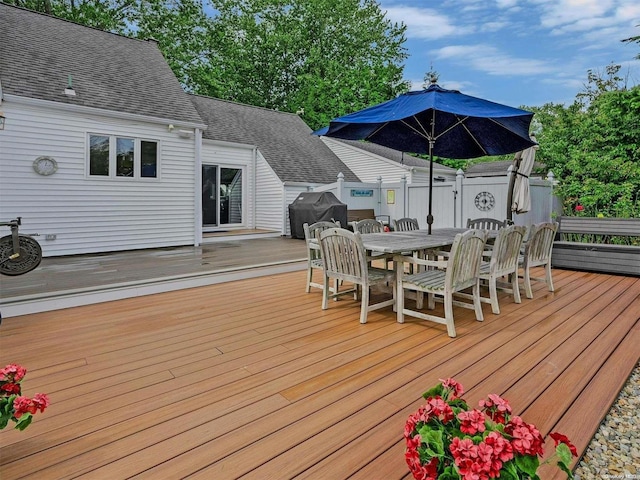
444;294;456;337
488;277;500;314
305;262;312;293
545;262;555;292
360;285;369;324
512;272;521;304
427;293;435;310
524;265;534;299
322;275;330;310
473;281;484;322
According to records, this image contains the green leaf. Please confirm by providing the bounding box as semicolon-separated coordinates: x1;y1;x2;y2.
14;413;33;431
515;454;540;477
417;427;445;458
500;461;520;480
440;465;461;480
422;384;444;399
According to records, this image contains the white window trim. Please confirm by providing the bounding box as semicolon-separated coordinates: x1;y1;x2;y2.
86;133;161;180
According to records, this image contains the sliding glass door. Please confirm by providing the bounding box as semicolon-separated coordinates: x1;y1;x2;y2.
202;165;243;228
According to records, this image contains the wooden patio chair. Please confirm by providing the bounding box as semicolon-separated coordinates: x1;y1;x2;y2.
467;217;508;230
352;218;384;233
317;228;395;324
393;217;420;232
519;222;559;298
303;221;340;293
352;218;392;268
458;224;526;314
396;229;488;337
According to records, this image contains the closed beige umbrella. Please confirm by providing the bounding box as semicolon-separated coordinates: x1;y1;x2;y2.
512;142;539;214
507;135;538;219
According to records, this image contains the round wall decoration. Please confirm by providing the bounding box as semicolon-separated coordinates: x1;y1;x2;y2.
33;156;58;176
474;191;495;211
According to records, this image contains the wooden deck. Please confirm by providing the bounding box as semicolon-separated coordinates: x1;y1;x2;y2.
1;267;639;479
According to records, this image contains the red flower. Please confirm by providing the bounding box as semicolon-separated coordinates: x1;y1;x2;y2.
1;382;21;395
0;364;27;383
484;431;513;463
32;393;50;413
440;377;464;399
505;416;545;456
426;396;455;423
12;396;33;418
575;205;584;212
550;431;578;457
458;409;486;435
479;393;512;424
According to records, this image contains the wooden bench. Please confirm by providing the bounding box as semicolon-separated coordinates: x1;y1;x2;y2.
552;216;640;276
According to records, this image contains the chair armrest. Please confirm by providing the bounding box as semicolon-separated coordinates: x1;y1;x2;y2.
396;255;447;269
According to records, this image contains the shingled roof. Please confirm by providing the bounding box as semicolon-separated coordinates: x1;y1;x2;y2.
0;3;203;126
190;95;360;184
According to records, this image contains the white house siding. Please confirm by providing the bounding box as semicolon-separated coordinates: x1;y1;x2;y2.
200;140;255;229
255;151;287;232
0;100;197;257
321;138;409;182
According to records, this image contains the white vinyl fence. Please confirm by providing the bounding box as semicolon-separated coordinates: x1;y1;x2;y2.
312;170;556;229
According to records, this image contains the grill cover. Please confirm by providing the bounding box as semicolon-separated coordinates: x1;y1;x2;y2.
288;192;347;239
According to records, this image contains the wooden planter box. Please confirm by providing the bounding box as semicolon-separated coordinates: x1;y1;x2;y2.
551;217;640;277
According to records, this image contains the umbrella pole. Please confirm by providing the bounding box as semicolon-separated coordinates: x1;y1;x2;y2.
427;140;434;234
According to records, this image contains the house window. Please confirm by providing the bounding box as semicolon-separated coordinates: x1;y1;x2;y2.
88;134;159;178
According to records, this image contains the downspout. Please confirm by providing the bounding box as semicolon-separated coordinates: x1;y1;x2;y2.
194;128;202;246
252;146;257;229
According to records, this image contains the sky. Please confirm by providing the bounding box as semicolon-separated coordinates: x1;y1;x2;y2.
378;0;640;108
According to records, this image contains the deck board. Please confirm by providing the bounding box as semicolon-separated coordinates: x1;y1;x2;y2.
1;267;639;479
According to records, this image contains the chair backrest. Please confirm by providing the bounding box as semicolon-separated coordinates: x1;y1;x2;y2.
303;221;340;259
393;217;419;232
467;218;507;230
352;219;384;234
446;229;488;291
523;222;558;266
490;224;526;276
317;227;368;286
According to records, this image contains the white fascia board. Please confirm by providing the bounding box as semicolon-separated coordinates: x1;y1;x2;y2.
5;94;207;130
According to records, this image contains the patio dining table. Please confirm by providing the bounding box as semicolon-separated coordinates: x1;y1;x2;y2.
359;228;471;255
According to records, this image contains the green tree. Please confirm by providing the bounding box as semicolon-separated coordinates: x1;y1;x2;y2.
5;0;134;32
202;0;409;129
129;0;217;92
530;73;640;218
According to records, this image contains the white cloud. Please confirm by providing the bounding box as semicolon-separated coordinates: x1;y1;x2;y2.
431;44;556;76
383;6;464;39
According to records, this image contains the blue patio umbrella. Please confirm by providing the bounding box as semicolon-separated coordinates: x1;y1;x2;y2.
314;83;536;233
